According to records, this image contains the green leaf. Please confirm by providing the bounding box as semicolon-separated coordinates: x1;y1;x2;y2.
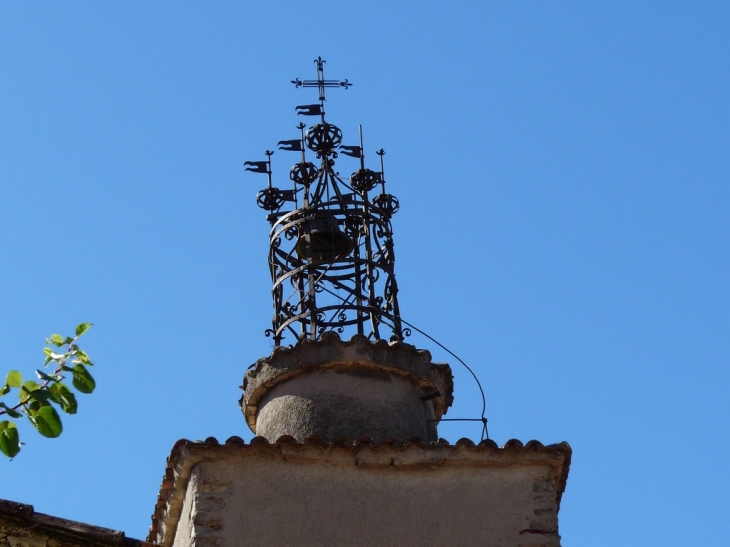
71;365;95;394
0;385;11;396
75;350;93;366
20;381;40;404
75;323;92;337
22;380;40;392
29;405;63;438
0;421;20;458
48;334;65;347
49;383;78;414
43;347;52;357
28;389;51;403
5;371;22;388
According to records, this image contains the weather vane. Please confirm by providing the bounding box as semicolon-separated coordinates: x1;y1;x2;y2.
290;56;352;121
245;58;405;346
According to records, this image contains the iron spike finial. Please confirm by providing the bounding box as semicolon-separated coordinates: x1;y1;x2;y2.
359;125;366;171
377;149;386;193
264;150;274;189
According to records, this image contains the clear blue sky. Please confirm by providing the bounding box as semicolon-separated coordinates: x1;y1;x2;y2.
2;2;728;545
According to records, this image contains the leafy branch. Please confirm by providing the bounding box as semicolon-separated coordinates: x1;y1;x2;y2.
0;323;95;459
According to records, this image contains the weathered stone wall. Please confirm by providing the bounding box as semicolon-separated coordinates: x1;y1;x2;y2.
158;439;569;547
0;518;63;547
0;499;148;547
170;473;197;547
170;470;234;547
196;460;559;547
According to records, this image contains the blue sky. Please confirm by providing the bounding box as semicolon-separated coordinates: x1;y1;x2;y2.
1;2;728;545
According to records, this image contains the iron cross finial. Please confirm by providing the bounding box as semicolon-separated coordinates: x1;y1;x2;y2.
291;57;352;104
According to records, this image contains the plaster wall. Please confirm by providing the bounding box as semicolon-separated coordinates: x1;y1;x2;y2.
171;451;561;547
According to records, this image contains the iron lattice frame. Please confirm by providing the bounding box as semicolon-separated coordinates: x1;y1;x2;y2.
248;58;408;346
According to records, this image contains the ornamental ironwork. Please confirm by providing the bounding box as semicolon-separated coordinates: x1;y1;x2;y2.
245;57;408;346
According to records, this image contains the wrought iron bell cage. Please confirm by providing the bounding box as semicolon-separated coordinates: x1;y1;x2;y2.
246;58;408;347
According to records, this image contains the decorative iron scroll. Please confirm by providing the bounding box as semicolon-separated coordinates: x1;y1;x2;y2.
246;58;405;346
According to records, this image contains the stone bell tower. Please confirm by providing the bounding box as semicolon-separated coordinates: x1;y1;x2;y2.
148;59;571;547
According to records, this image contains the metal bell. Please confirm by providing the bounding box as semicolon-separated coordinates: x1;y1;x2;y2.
296;216;353;260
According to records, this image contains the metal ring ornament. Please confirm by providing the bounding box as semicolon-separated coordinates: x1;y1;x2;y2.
290;162;318;186
305;123;343;154
257;187;286;211
350;168;380;193
373;193;400;216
